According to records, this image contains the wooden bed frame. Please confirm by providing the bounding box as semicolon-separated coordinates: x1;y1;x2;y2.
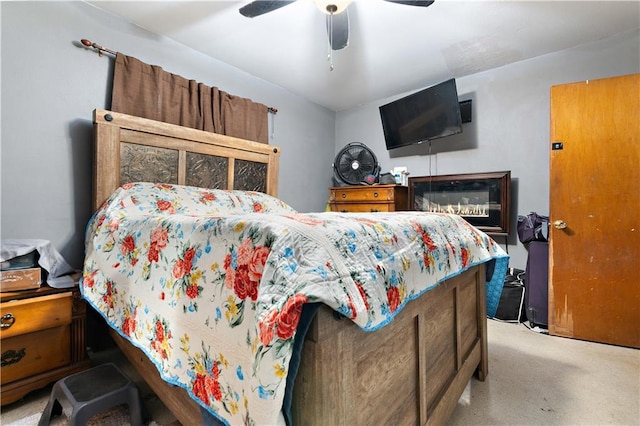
91;109;488;425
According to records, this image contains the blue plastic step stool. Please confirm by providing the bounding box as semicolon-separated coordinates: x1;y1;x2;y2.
38;363;144;426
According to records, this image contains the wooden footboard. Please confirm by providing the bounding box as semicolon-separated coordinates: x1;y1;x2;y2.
107;262;487;426
292;264;487;425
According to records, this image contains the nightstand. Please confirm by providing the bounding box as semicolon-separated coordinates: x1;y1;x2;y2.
328;184;408;212
1;281;90;405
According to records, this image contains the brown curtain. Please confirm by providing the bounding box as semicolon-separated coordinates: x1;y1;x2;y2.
111;53;269;143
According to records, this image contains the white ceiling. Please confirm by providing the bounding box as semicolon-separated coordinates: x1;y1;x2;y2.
87;1;639;111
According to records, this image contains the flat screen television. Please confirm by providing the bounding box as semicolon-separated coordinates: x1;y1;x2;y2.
379;78;463;150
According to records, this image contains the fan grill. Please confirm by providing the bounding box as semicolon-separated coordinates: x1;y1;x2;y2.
334;143;379;185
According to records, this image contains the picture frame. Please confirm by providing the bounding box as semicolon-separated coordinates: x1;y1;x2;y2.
408;171;511;235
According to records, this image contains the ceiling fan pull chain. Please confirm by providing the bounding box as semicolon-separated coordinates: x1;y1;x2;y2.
328;10;334;71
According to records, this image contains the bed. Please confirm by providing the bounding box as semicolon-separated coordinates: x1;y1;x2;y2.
82;109;508;425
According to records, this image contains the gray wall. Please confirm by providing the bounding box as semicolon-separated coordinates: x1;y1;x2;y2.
335;29;639;269
1;2;335;268
2;2;638;272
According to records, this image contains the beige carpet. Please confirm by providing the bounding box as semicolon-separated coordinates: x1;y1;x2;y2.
448;320;639;425
2;320;638;425
2;400;134;426
0;347;179;426
1;382;177;426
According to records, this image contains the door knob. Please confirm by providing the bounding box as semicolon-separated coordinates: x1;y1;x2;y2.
554;220;567;229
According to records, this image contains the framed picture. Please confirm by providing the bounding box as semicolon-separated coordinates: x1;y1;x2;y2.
408;171;511;235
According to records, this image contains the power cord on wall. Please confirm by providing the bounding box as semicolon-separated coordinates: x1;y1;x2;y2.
427;140;434;206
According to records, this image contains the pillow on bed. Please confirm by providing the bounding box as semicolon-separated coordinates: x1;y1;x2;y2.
109;182;297;216
231;188;298;214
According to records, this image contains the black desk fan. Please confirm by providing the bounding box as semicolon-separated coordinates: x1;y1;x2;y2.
332;142;380;186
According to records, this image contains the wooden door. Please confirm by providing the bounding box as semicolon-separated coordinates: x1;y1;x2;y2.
549;74;639;348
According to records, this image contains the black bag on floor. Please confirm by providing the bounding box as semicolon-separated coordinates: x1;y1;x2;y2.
494;268;526;322
525;241;549;328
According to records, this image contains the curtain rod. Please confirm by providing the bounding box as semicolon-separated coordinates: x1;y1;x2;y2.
80;38;278;114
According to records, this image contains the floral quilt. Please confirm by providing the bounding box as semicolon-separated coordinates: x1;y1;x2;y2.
82;182;508;426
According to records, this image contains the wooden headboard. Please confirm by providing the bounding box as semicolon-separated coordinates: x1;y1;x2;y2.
92;109;280;211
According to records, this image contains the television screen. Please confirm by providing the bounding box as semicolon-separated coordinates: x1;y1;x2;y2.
379;78;463;150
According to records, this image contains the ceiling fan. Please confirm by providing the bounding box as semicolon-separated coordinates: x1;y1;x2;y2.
239;1;435;51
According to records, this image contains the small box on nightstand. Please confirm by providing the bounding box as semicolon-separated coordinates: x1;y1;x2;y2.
0;267;42;292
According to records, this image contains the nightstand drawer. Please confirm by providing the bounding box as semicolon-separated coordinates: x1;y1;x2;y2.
330;203;393;213
328;185;408;212
1;325;71;384
330;187;396;202
0;284;88;405
1;292;72;339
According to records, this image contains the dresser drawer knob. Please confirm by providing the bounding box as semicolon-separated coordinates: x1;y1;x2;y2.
373;192;379;198
341;193;347;198
0;313;15;329
1;348;26;367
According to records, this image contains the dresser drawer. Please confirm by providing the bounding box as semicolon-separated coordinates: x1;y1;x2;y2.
1;325;71;384
1;292;72;339
330;187;397;203
330;203;393;213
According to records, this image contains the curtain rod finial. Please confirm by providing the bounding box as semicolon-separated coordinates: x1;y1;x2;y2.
79;38;116;56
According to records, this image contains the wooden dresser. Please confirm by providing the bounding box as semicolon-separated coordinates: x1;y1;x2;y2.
0;282;89;405
329;184;409;212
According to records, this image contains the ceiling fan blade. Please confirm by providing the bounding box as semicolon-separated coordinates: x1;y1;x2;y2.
239;1;297;18
383;0;435;7
326;8;349;51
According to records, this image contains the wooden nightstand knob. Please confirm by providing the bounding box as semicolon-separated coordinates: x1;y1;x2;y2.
1;313;15;329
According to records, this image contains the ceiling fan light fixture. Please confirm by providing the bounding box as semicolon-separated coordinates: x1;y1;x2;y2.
313;0;352;15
